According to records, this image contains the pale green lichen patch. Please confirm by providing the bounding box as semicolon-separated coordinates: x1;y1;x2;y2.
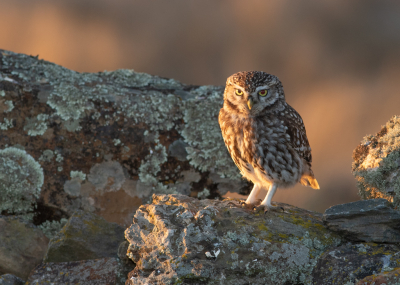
0;147;44;218
0;118;13;130
138;138;178;198
47;83;93;122
23;114;49;136
180;86;240;180
3;100;14;112
39;149;54;162
38;218;68;239
352;115;400;206
64;170;87;197
71;170;86;181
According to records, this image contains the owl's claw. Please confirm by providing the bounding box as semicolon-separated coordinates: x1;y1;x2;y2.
240;201;255;210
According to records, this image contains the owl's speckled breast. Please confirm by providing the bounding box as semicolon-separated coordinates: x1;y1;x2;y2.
219;109;303;187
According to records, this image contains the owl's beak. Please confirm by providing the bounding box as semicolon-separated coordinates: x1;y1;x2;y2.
247;98;254;110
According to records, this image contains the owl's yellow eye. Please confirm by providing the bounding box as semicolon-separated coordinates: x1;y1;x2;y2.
258;89;268;97
235;89;244;96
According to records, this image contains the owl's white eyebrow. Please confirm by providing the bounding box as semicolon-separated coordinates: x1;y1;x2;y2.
255;85;270;92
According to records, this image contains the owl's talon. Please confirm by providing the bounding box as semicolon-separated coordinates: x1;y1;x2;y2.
253;205;269;214
241;201;255;210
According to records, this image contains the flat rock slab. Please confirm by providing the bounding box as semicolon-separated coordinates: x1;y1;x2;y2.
125;194;342;285
0;274;24;285
312;242;400;285
26;258;118;285
0;216;49;280
44;210;125;263
323;198;400;242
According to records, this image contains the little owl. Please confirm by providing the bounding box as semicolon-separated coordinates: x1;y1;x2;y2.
218;71;319;212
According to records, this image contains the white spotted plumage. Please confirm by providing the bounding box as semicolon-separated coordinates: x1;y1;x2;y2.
218;71;319;211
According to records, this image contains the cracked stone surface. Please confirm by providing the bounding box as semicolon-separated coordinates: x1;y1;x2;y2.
125;194;342;285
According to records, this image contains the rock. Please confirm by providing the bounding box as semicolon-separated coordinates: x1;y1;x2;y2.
117;241;136;283
0;216;48;280
312;242;400;285
352;115;400;206
124;194;342;285
44;210;125;263
323;198;400;242
26;258;119;285
0;274;24;285
0;49;247;228
356;267;400;285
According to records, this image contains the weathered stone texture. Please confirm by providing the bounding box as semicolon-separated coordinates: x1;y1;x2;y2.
26;258;119;285
0;49;248;229
323;198;400;242
44;210;125;263
356;267;400;285
352;115;400;206
0;216;48;280
125;194;342;285
312;243;400;285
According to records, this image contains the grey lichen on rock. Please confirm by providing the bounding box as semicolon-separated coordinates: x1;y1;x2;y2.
38;218;68;239
0;147;43;218
0;48;247;229
23;114;49;136
352;115;400;206
180;85;240;180
125;194;342;285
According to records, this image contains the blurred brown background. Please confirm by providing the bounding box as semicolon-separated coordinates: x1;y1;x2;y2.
1;0;399;212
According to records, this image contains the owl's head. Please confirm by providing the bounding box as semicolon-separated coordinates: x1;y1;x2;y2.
223;71;285;116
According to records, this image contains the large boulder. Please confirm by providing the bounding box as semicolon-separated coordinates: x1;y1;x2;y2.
125;194;342;285
352;115;400;206
0;49;247;228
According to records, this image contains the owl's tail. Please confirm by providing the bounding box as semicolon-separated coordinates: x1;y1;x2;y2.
300;174;320;190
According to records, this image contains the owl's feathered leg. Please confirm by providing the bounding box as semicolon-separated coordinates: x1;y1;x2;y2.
245;184;261;204
256;183;284;212
241;184;261;209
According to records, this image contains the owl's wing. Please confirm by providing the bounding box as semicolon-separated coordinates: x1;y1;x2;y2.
281;104;312;164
